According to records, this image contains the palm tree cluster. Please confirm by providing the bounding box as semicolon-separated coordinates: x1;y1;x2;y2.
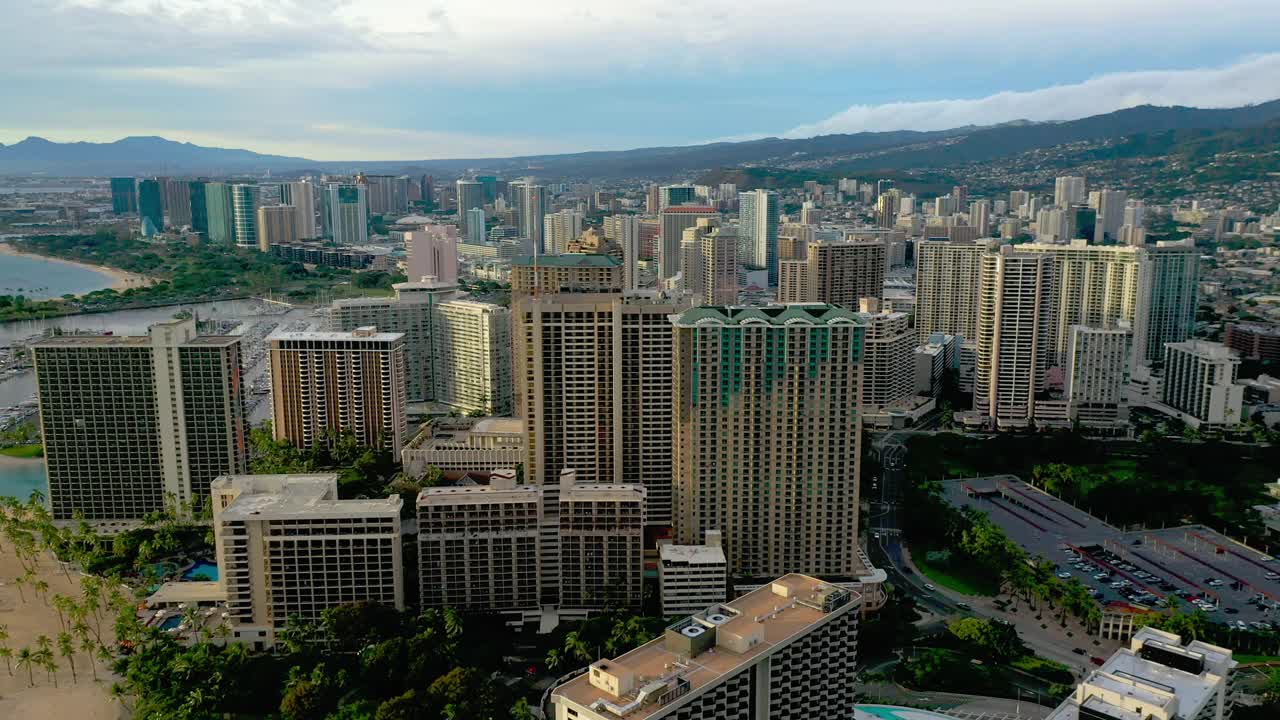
0;493;131;691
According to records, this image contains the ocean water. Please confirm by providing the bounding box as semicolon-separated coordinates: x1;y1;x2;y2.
0;251;118;300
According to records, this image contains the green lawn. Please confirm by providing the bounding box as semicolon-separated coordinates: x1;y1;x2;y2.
912;551;1001;596
0;444;43;458
1234;654;1280;665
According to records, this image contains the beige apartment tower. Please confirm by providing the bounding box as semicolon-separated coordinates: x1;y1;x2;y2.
672;305;864;580
32;318;247;521
858;311;917;411
914;239;989;343
213;474;403;649
777;238;886;307
511;254;623;298
974;247;1056;427
559;475;646;611
256;204;301;251
551;575;861;720
515;291;691;526
268;327;408;451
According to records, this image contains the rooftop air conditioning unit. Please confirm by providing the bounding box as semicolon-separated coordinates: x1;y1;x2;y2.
681;625;706;638
705;613;730;625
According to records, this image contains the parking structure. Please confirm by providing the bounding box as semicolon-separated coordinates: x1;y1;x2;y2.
941;475;1280;629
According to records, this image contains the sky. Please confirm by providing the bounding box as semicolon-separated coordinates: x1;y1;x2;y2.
2;0;1280;160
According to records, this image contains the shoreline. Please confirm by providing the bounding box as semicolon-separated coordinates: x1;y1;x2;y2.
0;241;153;294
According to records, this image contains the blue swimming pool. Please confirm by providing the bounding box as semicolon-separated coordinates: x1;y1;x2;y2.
159;616;182;631
181;560;219;581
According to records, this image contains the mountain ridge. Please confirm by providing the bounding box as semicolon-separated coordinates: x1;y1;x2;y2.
4;100;1280;178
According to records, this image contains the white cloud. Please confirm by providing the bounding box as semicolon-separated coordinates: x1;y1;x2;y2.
787;54;1280;138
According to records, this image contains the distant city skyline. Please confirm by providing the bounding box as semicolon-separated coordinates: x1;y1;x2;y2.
2;1;1280;159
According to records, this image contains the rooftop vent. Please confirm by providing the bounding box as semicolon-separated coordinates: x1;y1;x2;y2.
681;625;705;638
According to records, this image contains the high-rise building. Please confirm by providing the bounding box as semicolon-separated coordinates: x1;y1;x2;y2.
204;182;235;245
672;305;864;579
969;199;991;234
914;239;988;343
322;183;369;245
776;238;886;307
544;209;584;254
277;181;316;237
162;177;192;228
659;206;718;280
419;175;435;211
1065;324;1132;426
658;184;697;210
464;208;486;246
363;175;409;215
517;182;548;254
404;226;459;284
858;311;916;412
213;474;403;649
331;280;457;404
1045;627;1235;720
137;178;164;236
230;184;258;249
558;473;646;611
605;214;643;290
456;180;485;239
1161;340;1244;428
32;318;247;521
550;574;861;720
974;247;1056;428
1094;189;1128;243
433;299;513;414
110;177;137;214
417;469;542;615
739;190;780;284
658;530;727;617
698;222;739;305
511;253;623;298
1225;322;1280;362
1054;175;1086;207
188;181;209;235
515;291;691;525
268;327;408;451
1138;242;1200;367
256;205;300;252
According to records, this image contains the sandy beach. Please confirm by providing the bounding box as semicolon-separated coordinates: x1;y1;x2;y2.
0;541;127;719
0;242;152;294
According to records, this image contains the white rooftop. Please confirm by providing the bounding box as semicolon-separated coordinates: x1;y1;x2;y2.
268;329;405;343
660;543;727;565
217;474;401;520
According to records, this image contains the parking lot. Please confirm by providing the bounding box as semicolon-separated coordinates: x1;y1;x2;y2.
942;475;1280;629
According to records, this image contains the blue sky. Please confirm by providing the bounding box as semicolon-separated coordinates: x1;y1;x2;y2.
2;0;1279;160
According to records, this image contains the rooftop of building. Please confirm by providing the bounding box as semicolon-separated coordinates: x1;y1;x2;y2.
1229;321;1280;336
561;483;646;503
417;483;543;505
512;254;621;268
551;574;857;720
268;328;405;343
215;473;402;520
659;543;726;566
1165;339;1240;360
671;303;865;328
31;333;237;347
659;206;718;214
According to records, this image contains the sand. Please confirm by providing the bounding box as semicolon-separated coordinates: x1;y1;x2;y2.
0;243;153;294
0;541;127;719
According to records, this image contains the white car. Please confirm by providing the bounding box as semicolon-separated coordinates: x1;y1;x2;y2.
1057;572;1072;579
1265;572;1279;580
924;584;936;592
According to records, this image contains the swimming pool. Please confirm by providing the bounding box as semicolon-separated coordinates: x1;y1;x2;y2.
181;560;219;581
159;616;182;631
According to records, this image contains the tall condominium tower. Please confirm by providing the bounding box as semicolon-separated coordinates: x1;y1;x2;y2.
859;311;917;412
212;474;403;649
514;291;691;525
110;177;137;214
230;184;258;249
363;175;409;215
32;318;247;521
1093;189;1128;243
914;239;989;343
276;180;316;237
776;238;886;307
658;206;718;280
268;327;408;450
188;181;209;235
1065;324;1132;426
672;305;864;579
974;247;1056;428
518;182;548;254
137;178;164;236
256;205;300;251
321;183;369;245
551;574;861;720
456;180;484;238
161;177;192;228
204;182;235;245
680;218;738;305
558;473;646;611
1054;175;1086;206
605;214;643;290
738;190;780;285
1161;341;1244;428
543;209;584;254
403;226;459;284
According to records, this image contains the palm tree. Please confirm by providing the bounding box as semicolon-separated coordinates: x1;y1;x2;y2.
0;647;12;676
16;647;35;687
39;649;57;687
58;631;77;683
79;634;99;682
